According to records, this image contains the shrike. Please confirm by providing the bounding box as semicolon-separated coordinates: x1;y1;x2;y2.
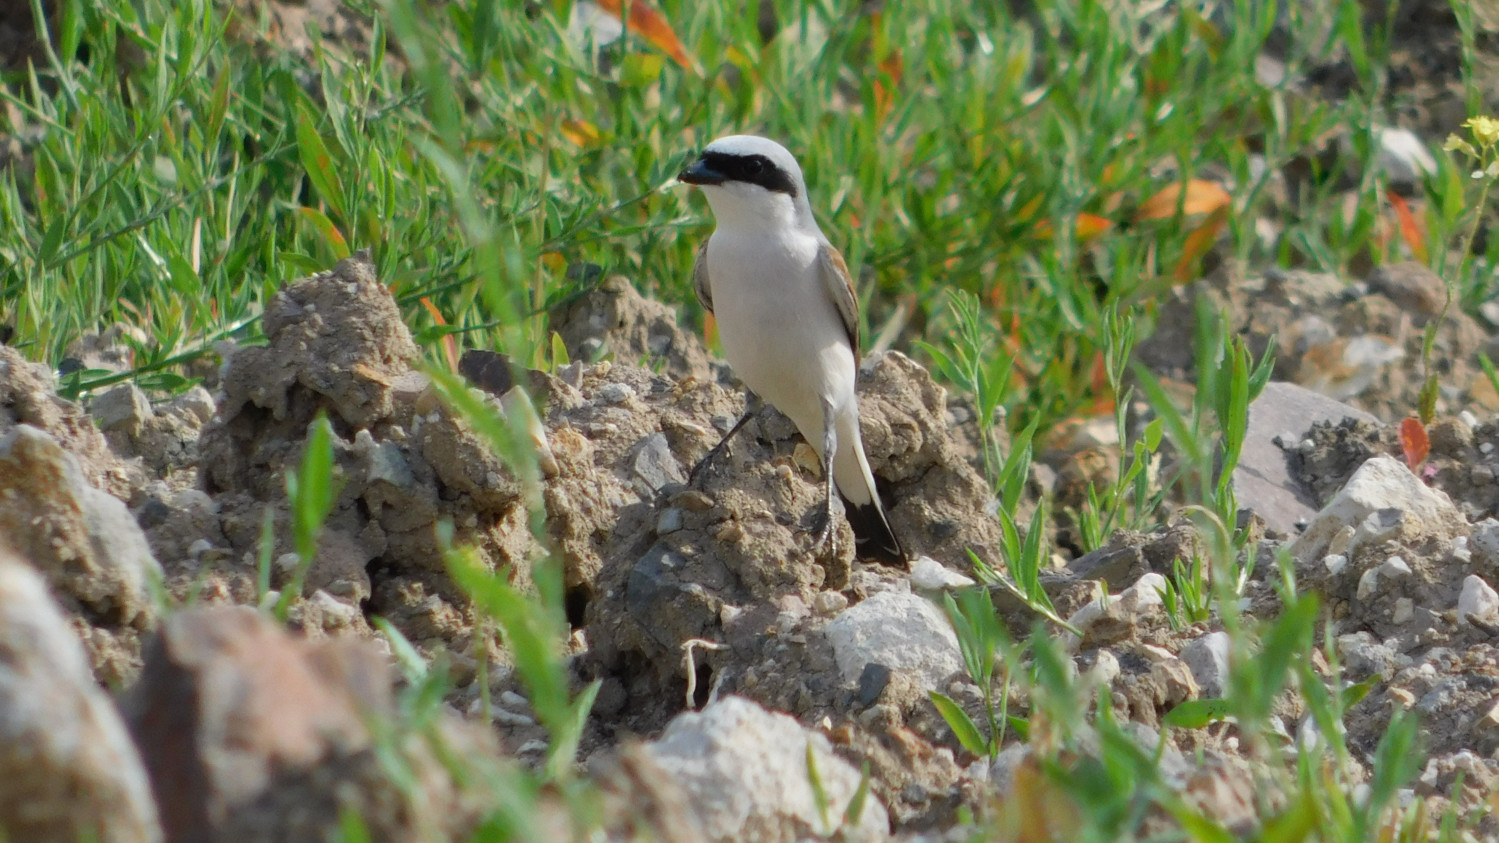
678;134;905;565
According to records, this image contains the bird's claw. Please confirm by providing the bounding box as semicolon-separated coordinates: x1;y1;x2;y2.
808;503;837;556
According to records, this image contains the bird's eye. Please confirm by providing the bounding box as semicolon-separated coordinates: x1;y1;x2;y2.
745;158;765;174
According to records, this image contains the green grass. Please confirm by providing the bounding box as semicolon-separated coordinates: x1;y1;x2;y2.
5;0;1496;839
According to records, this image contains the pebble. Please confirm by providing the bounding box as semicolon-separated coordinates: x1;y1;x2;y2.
1391;598;1413;625
1457;575;1499;625
1450;536;1471;563
908;556;975;591
656;508;684;534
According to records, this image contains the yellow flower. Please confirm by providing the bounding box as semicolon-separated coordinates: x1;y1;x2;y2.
1445;133;1476;157
1465;115;1499;147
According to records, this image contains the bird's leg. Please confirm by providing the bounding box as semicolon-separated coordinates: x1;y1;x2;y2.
811;398;838;555
688;394;757;487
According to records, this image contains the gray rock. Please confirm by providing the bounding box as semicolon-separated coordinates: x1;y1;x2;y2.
824;590;962;691
597;382;637;405
1180;631;1232;698
1336;631;1398;680
0;550;162;843
1232;381;1378;534
168;385;217;424
90;383;154;433
1471;519;1499;569
630;432;686;494
1289;456;1466;565
645;696;888;841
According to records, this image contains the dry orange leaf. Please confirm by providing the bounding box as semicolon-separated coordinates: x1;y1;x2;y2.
419;296;460;374
1136;179;1231;221
1014;194;1044;225
702;310;719;350
559;119;601;148
1034;212;1114;243
1385;189;1429;264
1075;212;1114;242
1399;417;1430;470
1172;205;1229;282
872;51;904;123
593;0;696;71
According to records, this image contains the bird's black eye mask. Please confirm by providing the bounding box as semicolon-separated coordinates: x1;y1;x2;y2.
698;151;799;198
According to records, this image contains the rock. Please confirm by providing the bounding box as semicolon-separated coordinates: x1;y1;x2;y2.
0;345;131;497
1067;572;1168;649
909;555;975;591
1233;381;1378;534
1457;575;1499;625
1472;518;1499;569
643;696;889;841
1372;127;1437;189
62;324;147;375
824;590;963;691
1151;657;1200;709
122;606;475;841
1180;631;1232;698
548;274;716;383
1367;262;1449;320
854;351;1006;569
0;549;162;843
90;383;154;433
0;424;160;629
214;251;419;429
1289;455;1467;564
629;431;686;495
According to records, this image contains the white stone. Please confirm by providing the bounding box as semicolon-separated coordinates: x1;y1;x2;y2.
1323;554;1348;576
646;697;888;841
1391;597;1413;625
1290;456;1465;564
1373;126;1437;186
824;591;962;691
1120;572;1168;615
989;743;1032;796
909;555;975;591
1457;575;1499;625
308;589;360;628
1450;536;1472;564
1380;556;1412;577
1356;567;1381;602
1081;649;1120;688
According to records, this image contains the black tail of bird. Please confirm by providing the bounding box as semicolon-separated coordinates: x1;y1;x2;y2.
846;498;906;567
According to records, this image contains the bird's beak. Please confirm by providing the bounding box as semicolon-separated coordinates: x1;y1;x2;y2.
678;157;725;186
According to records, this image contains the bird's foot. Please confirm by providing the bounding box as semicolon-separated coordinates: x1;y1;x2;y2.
808;498;838;558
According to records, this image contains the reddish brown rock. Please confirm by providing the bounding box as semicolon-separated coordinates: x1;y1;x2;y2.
122;606;474;842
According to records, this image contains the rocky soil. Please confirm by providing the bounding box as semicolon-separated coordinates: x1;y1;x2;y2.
1;247;1498;840
8;0;1499;839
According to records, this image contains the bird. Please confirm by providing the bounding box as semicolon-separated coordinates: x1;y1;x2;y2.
678;134;905;565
